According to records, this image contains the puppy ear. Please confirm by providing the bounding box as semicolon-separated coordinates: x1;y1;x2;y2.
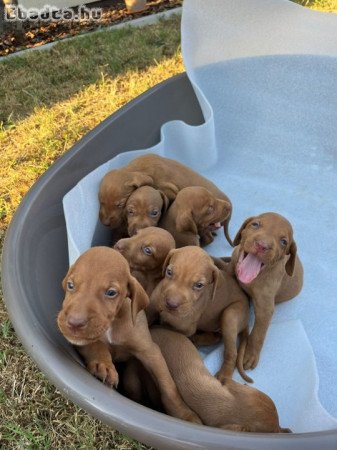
176;209;198;235
162;249;176;277
210;264;220;302
285;240;297;276
125;172;154;190
128;275;150;325
62;265;74;291
159;190;170;213
217;199;232;216
233;217;254;246
157;182;179;202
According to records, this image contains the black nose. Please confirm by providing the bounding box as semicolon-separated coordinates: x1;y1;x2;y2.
66;314;88;330
165;298;179;310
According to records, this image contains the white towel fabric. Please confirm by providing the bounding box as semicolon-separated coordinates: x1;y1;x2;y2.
63;0;337;432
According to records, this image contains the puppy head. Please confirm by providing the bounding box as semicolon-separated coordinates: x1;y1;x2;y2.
234;212;297;284
114;227;175;272
99;170;154;229
57;247;149;346
125;186;169;236
154;246;219;322
174;187;231;235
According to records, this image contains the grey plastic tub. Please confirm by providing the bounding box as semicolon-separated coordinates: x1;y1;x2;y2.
2;73;337;450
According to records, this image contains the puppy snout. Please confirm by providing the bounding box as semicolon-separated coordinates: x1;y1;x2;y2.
66;313;88;330
165;297;180;311
114;241;124;252
254;239;270;253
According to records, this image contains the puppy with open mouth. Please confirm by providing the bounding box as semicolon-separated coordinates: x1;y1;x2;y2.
228;212;304;371
159;186;232;248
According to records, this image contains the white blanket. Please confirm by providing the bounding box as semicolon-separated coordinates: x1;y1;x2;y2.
63;0;337;432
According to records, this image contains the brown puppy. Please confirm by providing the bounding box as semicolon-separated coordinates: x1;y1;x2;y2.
125;186;169;236
228;212;303;370
123;328;290;433
114;227;175;296
57;247;201;424
98;154;233;245
160;186;231;248
150;246;251;383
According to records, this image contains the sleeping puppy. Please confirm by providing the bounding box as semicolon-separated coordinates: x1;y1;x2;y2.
57;247;200;424
228;212;303;370
150;246;252;383
99;154;233;245
123;328;291;433
159;186;231;248
114;226;175;296
125;186;169;236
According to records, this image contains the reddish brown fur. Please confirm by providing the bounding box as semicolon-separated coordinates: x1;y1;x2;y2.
228;212;303;370
159;186;231;248
114;227;175;296
57;247;201;424
123;328;290;433
150;246;251;383
98;154;233;244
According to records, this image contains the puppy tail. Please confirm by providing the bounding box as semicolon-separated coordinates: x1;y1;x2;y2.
223;215;234;247
237;328;253;384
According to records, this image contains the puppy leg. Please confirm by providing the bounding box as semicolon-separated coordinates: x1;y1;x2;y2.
216;301;249;383
77;341;119;387
200;230;214;246
190;331;222;346
132;341;201;424
243;297;274;370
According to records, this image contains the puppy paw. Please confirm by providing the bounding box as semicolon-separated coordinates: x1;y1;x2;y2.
243;346;260;370
87;361;119;388
215;370;231;385
182;409;202;425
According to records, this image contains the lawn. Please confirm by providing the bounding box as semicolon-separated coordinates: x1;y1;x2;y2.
0;1;336;448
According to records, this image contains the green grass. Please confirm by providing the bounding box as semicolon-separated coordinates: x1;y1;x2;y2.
0;2;336;448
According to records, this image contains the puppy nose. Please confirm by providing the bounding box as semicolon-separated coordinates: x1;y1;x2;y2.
254;239;269;253
114;242;124;252
165;298;179;310
66;314;88;330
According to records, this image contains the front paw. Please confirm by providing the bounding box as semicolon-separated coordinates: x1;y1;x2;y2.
200;232;214;246
243;345;260;370
87;360;119;388
182;409;202;425
215;369;231;385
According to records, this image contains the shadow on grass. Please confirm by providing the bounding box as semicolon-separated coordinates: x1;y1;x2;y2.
0;15;181;127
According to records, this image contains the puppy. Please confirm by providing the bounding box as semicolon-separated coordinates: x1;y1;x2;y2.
150;246;252;383
125;186;169;236
114;226;175;296
160;186;231;248
99;154;233;245
57;247;200;424
123;328;291;433
228;212;303;370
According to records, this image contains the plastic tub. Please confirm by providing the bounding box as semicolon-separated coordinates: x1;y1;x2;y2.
2;73;337;450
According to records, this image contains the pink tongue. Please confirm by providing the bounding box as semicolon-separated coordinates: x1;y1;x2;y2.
236;253;263;284
213;222;222;229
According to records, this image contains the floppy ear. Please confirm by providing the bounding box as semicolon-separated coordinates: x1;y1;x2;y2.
159;190;170;213
62;265;74;291
162;249;177;277
125;172;154;190
176;209;198;235
233;217;254;246
210;264;220;302
157;182;179;202
285;240;297;276
128;275;150;325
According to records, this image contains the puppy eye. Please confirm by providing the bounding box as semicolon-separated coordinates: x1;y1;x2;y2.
251;222;260;229
193;282;204;290
280;238;288;247
105;288;118;298
207;206;214;214
67;280;75;291
166;267;173;278
128;209;134;216
143;246;153;256
149;209;159;218
116;200;126;209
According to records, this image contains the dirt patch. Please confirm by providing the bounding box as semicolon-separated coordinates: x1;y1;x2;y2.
0;0;182;57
